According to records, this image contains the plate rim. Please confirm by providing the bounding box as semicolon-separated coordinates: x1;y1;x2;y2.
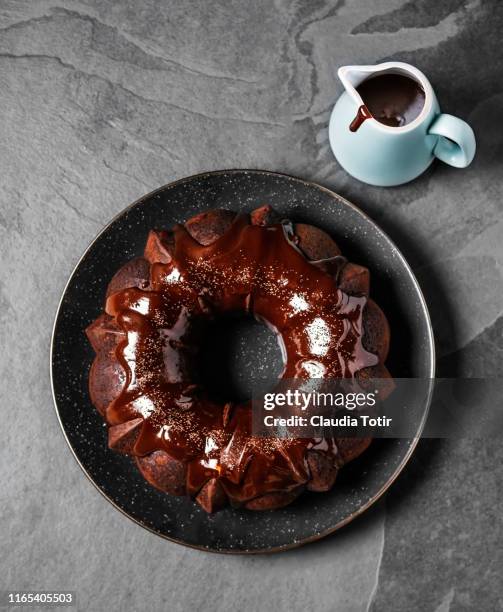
50;168;436;554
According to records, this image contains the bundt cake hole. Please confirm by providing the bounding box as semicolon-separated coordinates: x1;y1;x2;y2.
197;312;284;404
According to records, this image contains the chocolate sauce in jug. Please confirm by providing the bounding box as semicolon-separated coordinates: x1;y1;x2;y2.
350;73;425;132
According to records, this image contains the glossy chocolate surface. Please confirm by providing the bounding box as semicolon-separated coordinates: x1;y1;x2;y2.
349;104;373;132
104;213;378;503
354;73;425;129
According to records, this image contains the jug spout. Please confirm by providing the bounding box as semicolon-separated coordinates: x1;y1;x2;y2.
338;64;382;103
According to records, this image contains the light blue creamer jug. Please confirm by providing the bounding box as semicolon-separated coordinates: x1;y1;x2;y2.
329;62;476;186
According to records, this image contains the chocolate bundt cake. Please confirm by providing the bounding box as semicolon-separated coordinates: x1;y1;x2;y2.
86;205;391;512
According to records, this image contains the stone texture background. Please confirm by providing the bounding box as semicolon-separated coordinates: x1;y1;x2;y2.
1;1;502;610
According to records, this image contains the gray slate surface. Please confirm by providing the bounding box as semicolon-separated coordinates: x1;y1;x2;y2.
1;1;502;611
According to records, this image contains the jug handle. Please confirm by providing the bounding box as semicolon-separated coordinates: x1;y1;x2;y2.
428;113;476;168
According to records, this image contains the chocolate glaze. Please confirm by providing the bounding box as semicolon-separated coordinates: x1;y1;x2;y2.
349;104;373;132
352;73;425;130
103;213;378;504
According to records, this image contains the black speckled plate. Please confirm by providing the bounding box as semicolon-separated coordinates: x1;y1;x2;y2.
51;170;435;553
